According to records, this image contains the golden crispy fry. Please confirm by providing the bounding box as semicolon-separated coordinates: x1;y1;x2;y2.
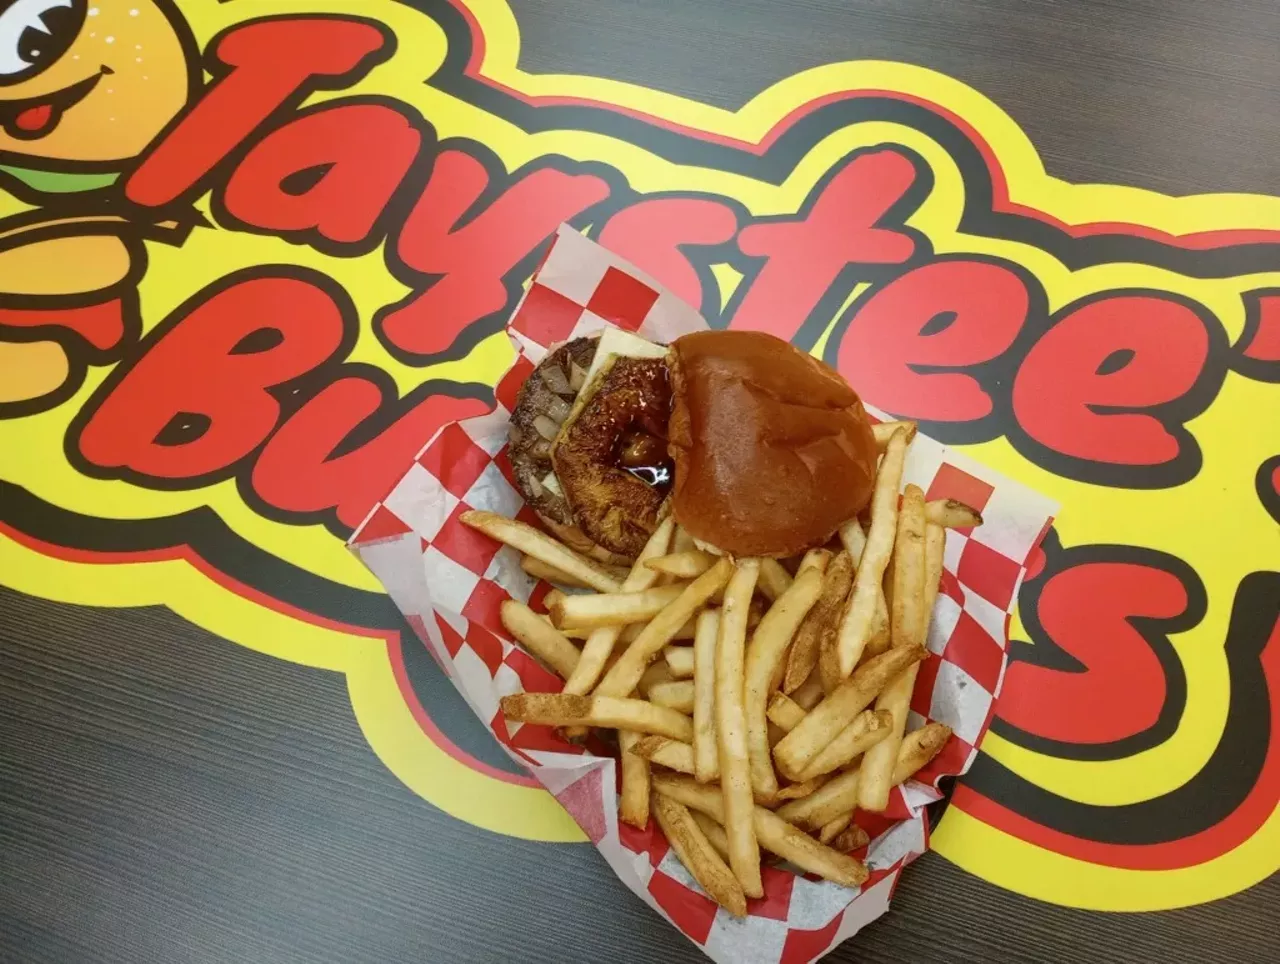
757;558;794;602
773;645;926;780
890;486;928;651
562;518;674;705
652;794;747;917
775;768;861;829
690;809;733;864
837;519;867;565
646;550;717;579
671;526;697;555
925;498;983;529
664;644;695;679
630;735;697;776
653;774;868;889
460;511;622;593
715;559;764;898
832;824;871;853
784;551;854;693
835;430;909;676
500;693;693;741
922;521;946;642
549;584;686;631
797;549;832;576
790;673;825;710
745;568;824;803
648;679;695;713
775;776;827;801
521;554;627;588
858;486;928;811
692;609;721;783
595;558;734;699
767;692;807;733
618;730;651;829
565;615;698;644
797;709;894;782
893;722;953;785
499;601;581;679
818;813;852;845
872;420;917;449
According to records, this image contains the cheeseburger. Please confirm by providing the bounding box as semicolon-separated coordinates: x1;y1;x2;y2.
507;329;878;560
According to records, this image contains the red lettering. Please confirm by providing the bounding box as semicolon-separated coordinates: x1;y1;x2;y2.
0;300;127;352
836;260;1028;421
219;102;423;246
730;149;918;339
1013;295;1209;465
76;274;347;479
252;378;488;529
999;560;1183;745
1238;291;1280;366
127;18;390;207
378;152;611;359
597;198;737;309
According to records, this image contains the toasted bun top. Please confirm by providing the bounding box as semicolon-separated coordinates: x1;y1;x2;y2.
667;330;878;558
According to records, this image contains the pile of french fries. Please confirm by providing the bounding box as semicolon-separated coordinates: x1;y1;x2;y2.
461;419;983;917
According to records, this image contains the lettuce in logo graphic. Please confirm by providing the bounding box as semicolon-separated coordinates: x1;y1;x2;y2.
0;0;1276;909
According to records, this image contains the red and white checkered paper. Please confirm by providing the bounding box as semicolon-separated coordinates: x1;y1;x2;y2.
349;226;1059;963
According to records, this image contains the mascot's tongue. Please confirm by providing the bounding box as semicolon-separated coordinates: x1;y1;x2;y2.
15;104;54;133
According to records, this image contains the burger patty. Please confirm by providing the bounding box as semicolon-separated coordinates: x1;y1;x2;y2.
507;337;598;527
552;356;672;559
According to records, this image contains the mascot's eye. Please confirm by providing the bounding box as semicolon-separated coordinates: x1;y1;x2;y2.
0;0;86;84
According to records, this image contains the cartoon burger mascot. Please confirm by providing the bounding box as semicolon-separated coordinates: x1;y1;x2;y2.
0;0;194;410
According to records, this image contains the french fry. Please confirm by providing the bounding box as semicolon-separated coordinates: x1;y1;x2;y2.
630;735;697;776
837;519;867;565
766;692;807;733
790;672;825;710
648;679;695;713
893;722;953;785
521;554;627;588
775;776;827;801
690;810;733;864
499;601;581;680
772;645;926;780
566;615;698;644
744;568;824;803
653;774;868;889
921;520;946;647
460;511;621;592
664;645;695;679
797;708;894;781
872;420;917;449
595;558;734;699
692;609;721;783
783;551;854;693
715;559;764;898
562;518;674;706
757;558;794;601
500;693;694;742
858;487;929;812
618;730;651;829
797;548;832;576
672;525;697;554
652;794;747;917
835;430;909;676
818;812;852;844
925;498;984;529
549;584;686;630
832;824;871;853
775;768;861;829
645;550;717;579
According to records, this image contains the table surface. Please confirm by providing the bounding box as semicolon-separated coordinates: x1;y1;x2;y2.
2;1;1278;962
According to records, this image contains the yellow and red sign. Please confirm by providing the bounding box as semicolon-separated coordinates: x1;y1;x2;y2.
1;0;1276;914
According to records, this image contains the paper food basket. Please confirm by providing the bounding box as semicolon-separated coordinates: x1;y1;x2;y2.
349;226;1058;963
